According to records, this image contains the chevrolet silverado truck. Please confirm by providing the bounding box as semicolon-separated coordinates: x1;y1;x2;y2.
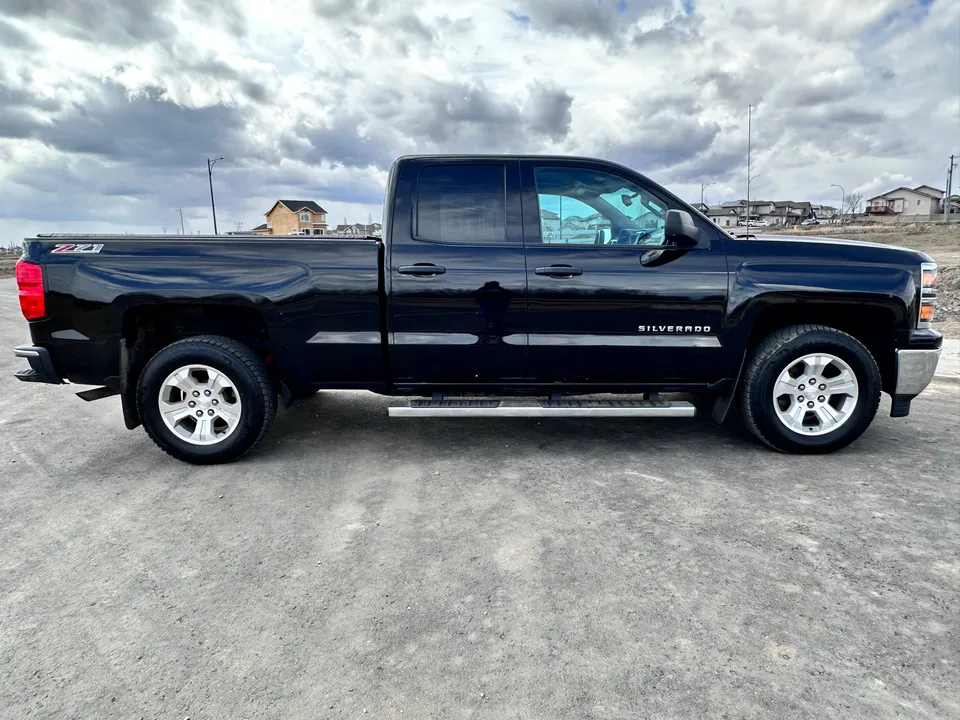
13;155;942;464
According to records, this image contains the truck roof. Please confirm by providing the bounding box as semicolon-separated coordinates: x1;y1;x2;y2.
393;153;660;192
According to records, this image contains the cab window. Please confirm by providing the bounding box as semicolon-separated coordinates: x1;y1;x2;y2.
416;164;506;244
534;166;667;246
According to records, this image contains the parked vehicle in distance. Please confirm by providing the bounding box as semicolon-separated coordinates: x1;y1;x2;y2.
14;155;942;463
801;218;820;226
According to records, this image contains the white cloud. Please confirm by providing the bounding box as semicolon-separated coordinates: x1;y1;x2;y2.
0;0;957;240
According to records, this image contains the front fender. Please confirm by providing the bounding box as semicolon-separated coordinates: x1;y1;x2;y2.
725;261;914;352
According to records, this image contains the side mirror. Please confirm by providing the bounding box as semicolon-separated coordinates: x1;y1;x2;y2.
664;209;700;247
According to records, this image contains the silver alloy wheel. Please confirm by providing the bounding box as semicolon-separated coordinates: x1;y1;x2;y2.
158;364;242;445
772;353;859;436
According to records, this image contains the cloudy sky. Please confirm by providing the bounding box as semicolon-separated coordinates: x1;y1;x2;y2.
0;0;957;238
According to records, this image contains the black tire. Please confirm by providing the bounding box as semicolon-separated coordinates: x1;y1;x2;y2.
137;335;277;464
740;324;881;454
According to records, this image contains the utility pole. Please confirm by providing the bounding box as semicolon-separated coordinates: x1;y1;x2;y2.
944;155;956;223
176;208;185;235
746;104;752;225
831;184;845;224
161;225;167;235
207;157;224;234
700;182;715;206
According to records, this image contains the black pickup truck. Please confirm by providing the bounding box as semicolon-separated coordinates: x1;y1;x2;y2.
14;155;942;463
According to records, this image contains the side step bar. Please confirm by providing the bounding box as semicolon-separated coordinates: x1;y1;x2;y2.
389;398;696;418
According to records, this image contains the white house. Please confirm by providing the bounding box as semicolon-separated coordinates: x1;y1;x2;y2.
867;186;944;217
705;206;740;227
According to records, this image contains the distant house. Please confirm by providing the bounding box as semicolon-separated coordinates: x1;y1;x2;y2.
811;204;839;221
768;201;814;225
539;208;561;241
256;200;330;235
332;222;382;238
706;206;740;227
704;199;815;227
867;186;944;217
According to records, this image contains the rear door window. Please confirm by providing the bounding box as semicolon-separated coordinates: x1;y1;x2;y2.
416;164;506;244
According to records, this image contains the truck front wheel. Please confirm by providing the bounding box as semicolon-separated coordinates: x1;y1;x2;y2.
137;335;277;464
741;325;881;454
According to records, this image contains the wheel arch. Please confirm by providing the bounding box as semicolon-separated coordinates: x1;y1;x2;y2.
714;302;898;424
119;302;274;430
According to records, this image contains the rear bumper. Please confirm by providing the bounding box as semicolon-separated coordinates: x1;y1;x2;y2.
13;345;63;384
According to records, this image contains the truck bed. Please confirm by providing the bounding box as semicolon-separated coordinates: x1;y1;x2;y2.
20;235;386;390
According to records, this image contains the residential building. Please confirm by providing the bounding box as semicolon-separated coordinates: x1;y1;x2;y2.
705;206;740;227
811;204;839;221
705;199;813;226
768;201;814;225
257;200;330;235
331;222;383;237
866;186;943;217
540;208;561;241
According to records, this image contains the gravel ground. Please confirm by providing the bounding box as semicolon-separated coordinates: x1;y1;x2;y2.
1;280;959;719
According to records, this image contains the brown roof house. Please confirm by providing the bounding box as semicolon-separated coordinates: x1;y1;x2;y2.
253;200;329;235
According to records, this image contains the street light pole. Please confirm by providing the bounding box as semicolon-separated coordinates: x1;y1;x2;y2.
746;104;752;225
176;208;185;235
700;182;715;206
831;184;845;224
207;157;224;234
746;174;761;225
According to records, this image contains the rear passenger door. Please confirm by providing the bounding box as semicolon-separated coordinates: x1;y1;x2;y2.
387;158;528;385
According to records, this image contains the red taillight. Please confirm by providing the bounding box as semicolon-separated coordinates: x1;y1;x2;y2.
16;260;45;320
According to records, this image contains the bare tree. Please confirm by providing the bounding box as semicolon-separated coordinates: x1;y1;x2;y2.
844;191;864;216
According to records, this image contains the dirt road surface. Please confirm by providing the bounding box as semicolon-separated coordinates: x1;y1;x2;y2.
1;278;958;719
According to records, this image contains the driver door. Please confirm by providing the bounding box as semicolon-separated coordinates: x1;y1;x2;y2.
519;159;729;385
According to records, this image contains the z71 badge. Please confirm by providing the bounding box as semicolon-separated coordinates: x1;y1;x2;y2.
52;243;104;254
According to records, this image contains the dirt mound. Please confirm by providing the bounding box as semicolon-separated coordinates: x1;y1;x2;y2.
0;256;18;278
936;264;960;322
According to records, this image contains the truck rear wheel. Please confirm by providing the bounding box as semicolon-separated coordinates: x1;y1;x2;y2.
741;325;881;454
137;335;277;464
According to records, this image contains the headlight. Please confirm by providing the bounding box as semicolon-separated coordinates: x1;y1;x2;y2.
919;261;937;328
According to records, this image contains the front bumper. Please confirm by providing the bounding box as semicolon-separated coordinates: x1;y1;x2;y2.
890;347;941;417
895;348;941;395
13;345;63;384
